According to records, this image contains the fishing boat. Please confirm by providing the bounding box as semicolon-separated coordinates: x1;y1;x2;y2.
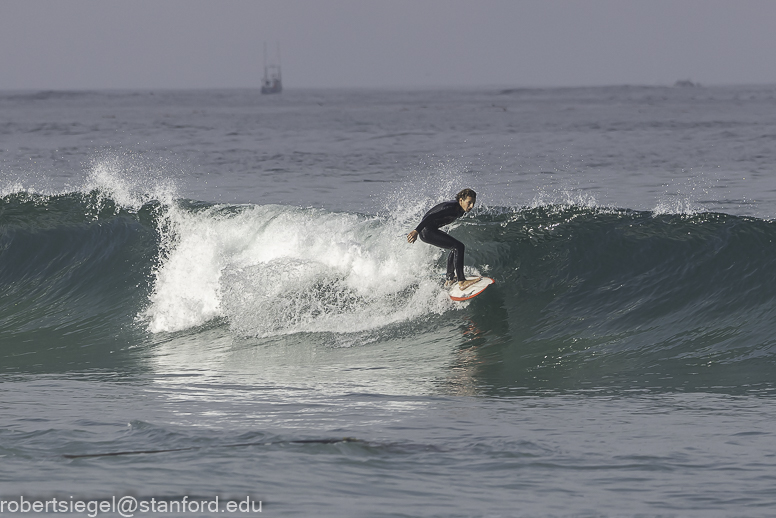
261;43;282;95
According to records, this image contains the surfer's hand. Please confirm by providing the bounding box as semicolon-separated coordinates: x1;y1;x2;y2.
407;230;418;244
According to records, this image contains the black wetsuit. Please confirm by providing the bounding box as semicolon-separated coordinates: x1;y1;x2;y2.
414;200;467;282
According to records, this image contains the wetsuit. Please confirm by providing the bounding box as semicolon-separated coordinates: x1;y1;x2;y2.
414;200;467;282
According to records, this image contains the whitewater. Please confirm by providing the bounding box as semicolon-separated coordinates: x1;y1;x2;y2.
3;86;776;517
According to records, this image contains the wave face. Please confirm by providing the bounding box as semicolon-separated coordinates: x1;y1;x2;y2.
4;191;776;391
460;206;776;393
0;191;160;371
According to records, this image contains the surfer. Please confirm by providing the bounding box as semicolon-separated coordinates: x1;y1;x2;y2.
407;188;481;290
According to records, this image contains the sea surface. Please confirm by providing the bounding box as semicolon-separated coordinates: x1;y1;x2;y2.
3;86;776;517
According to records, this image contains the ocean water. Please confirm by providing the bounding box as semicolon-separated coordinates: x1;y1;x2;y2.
3;86;776;517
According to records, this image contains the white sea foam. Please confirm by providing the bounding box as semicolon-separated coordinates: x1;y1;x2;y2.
0;180;28;197
529;189;598;209
82;154;180;210
651;172;722;216
0;153;180;211
143;203;455;337
651;197;700;216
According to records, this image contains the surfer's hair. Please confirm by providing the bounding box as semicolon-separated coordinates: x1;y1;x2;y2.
456;188;477;202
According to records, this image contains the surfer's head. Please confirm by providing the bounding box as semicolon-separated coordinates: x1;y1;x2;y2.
456;188;476;212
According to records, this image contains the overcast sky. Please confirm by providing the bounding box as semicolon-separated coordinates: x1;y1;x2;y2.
2;0;776;90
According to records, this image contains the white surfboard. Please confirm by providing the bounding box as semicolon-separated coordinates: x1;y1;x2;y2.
447;277;495;301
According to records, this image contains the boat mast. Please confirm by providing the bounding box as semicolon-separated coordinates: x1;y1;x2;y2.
276;43;282;85
262;42;268;85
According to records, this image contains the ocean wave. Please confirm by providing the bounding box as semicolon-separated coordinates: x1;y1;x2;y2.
4;189;776;389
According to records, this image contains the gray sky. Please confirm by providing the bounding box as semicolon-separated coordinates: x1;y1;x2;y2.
2;0;776;90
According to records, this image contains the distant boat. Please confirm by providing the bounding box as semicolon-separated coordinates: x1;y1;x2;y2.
674;79;701;88
261;43;282;95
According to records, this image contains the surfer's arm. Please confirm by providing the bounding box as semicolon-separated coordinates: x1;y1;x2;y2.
413;215;433;234
413;202;457;234
409;210;442;242
409;211;435;243
409;201;461;243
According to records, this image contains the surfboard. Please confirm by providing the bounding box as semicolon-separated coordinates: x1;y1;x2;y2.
447;277;495;301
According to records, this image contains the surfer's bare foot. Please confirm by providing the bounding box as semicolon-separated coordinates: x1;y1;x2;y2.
444;279;456;288
458;277;481;290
